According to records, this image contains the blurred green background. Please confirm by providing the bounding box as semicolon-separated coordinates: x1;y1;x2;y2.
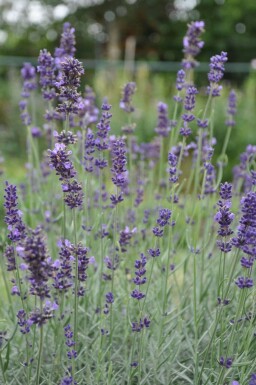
1;0;256;181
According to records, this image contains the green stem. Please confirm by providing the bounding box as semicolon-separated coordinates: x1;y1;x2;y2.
36;304;44;385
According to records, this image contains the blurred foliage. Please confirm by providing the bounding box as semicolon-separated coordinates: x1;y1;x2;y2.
0;0;256;66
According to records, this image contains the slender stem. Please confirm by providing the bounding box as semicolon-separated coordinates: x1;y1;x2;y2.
73;209;78;344
0;353;7;385
36;303;44;385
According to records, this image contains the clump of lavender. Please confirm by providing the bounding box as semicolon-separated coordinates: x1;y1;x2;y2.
48;143;83;209
94;102;112;170
233;145;256;192
215;182;234;253
37;49;56;101
16;226;51;299
55;22;76;67
180;86;198;137
119;226;136;252
168;152;178;184
4;181;26;243
152;208;173;238
218;356;233;368
19;63;37;125
110;138;128;205
55;57;84;116
207;51;228;96
120;82;136;113
64;324;77;359
174;69;186;103
225;90;237;127
182;21;205;70
154;102;171;137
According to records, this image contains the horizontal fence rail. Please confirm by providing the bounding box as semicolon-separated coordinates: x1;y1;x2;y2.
0;56;255;73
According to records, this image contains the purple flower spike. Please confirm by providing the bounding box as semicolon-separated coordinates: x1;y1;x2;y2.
182;21;205;70
55;22;76;68
226;90;237;127
207;51;228;97
235;276;253;289
249;373;256;385
120;82;136;113
37;49;56;101
155;102;171;137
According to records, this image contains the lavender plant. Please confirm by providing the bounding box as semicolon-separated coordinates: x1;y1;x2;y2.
1;20;256;385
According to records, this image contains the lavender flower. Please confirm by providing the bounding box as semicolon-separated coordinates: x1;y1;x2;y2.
29;301;58;327
131;253;147;300
219;356;233;368
119;227;136;252
110;138;127;205
168;152;178;183
55;22;76;68
60;377;73;385
215;182;234;253
48;143;76;181
17;227;51;299
250;374;256;385
64;324;77;360
180;86;198;137
235;276;253;289
182;21;205;70
62;180;83;209
37;49;56;100
154;102;171;137
232;192;256;257
153;208;173;237
53;239;74;292
19;62;37;125
54;130;77;146
120;82;136;113
4;181;26;242
225;90;237;127
55;57;84;115
207;51;228;97
84;129;96;173
17;309;31;334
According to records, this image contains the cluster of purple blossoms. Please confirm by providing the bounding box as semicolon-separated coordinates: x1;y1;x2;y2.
48;143;83;209
173;69;185;103
53;239;74;292
153;208;173;238
131;253;147;300
29;301;58;327
180;86;198;137
55;22;76;68
19;62;37;125
233;145;256;192
94;103;112;170
168;152;178;184
110;138;127;205
17;309;31;334
120;82;136;113
203;146;216;195
215;182;234;253
207;51;228;96
119;226;136;252
37;49;56;101
103;292;114;315
60;376;74;385
16;226;51;299
64;324;77;360
154;102;171;137
131;317;150;332
54;130;77;146
4;182;26;243
225;89;237;127
84;129;96;173
232;192;256;289
53;239;89;296
182;20;205;70
218;356;233;368
55;57;84;115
